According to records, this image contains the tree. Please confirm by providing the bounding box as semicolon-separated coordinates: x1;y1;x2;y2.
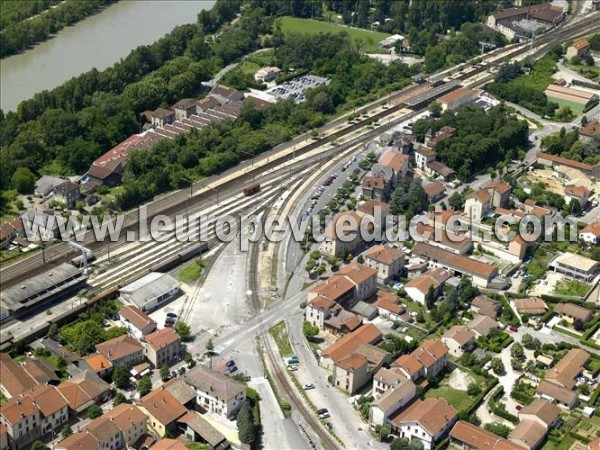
467;382;482;397
448;191;465;210
484;423;511;438
429;101;442;118
357;255;365;264
491;357;505;375
184;353;193;364
374;424;391;441
303;321;319;339
113;392;127;406
137;376;152;397
11;167;36;194
425;286;436;309
581;115;589;127
409;439;425;450
511;343;524;360
31;442;48;450
112;364;130;388
206;338;215;356
60;425;73;439
160;365;170;382
47;322;59;340
174;320;191;341
521;333;533;348
236;400;257;444
87;404;103;419
391;437;411;450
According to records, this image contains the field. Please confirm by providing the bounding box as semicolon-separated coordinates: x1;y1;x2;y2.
546;95;585;113
554;280;591;297
425;385;473;411
278;17;390;53
178;259;204;283
269;321;294;357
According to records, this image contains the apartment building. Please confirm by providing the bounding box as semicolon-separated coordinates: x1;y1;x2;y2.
144;328;182;368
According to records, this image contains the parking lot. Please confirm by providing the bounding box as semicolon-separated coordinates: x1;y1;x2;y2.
266;74;330;102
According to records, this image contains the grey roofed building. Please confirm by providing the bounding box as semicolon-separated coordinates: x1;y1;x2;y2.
0;263;86;319
119;272;180;312
163;378;197;407
34;175;66;197
183;364;246;403
177;411;227;449
351;301;378;320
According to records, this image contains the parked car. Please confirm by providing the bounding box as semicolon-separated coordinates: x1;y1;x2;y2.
225;360;236;368
287;365;298;372
318;411;330;419
225;365;238;374
178;367;186;376
303;383;315;390
510;325;519;332
516;405;523;411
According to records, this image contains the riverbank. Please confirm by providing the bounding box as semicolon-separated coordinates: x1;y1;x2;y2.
0;0;216;111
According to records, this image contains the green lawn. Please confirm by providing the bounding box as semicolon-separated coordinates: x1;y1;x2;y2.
278;17;390;53
178;259;205;283
238;60;261;75
425;386;473;412
269;321;294;357
554;280;591;297
546;95;585;113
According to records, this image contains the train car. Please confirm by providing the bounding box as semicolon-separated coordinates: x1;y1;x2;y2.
243;183;261;196
149;242;208;273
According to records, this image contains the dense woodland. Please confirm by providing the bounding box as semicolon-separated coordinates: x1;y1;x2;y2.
412;105;530;180
0;0;118;58
0;0;513;213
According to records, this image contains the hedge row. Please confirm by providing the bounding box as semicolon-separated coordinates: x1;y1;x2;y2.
489;387;519;424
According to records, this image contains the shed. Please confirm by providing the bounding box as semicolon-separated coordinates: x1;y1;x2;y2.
119;272;180;312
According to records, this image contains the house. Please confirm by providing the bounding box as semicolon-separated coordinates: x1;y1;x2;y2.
466;315;498;338
464;189;492;222
414;146;436;171
426;161;456;181
319;323;382;372
195;96;221;113
149;438;190;450
375;290;407;322
320;211;369;258
372;367;411;399
536;379;578;409
150;108;175;128
392;339;448;381
356;199;390;219
363;245;405;284
413;242;499;288
34;176;65;197
549;252;599;282
55;431;101;450
429;126;456;146
513;298;548;316
119;305;158;338
173;99;197;121
119;272;181;312
306;296;345;330
144;327;182;368
104;403;147;447
96;335;144;369
361;174;390;200
537;152;599;178
332;344;390;394
483;181;511;208
18;209;65;241
21;359;59;386
566;39;591;59
486;4;564;41
0;219;23;249
369;378;417;429
442;326;475;357
579;221;600;245
323;309;363;337
450;421;524;450
183;364;246;419
139;387;187;437
580;122;600;144
508;234;534;261
254;66;281;82
210;85;244;104
518;398;561;430
0;385;68;450
545;348;590;390
565;185;591;208
82;353;113;378
437;87;476;111
390;398;457;450
404;268;450;305
52;181;80;209
162;378;197;410
508;419;547;450
1;425;8;450
424;182;445;203
470;295;501;319
177;411;227;449
338;263;378;300
379;151;410;188
56;370;110;413
0;353;38;399
415;223;473;255
554;303;593;325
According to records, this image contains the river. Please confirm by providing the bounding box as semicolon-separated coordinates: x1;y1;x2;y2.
0;0;215;112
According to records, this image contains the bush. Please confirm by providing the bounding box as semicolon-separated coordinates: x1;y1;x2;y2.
87;404;102;419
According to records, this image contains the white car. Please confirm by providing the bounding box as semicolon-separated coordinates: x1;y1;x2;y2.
303;383;315;390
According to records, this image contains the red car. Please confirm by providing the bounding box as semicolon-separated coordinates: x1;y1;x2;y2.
510;326;518;332
516;405;523;411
